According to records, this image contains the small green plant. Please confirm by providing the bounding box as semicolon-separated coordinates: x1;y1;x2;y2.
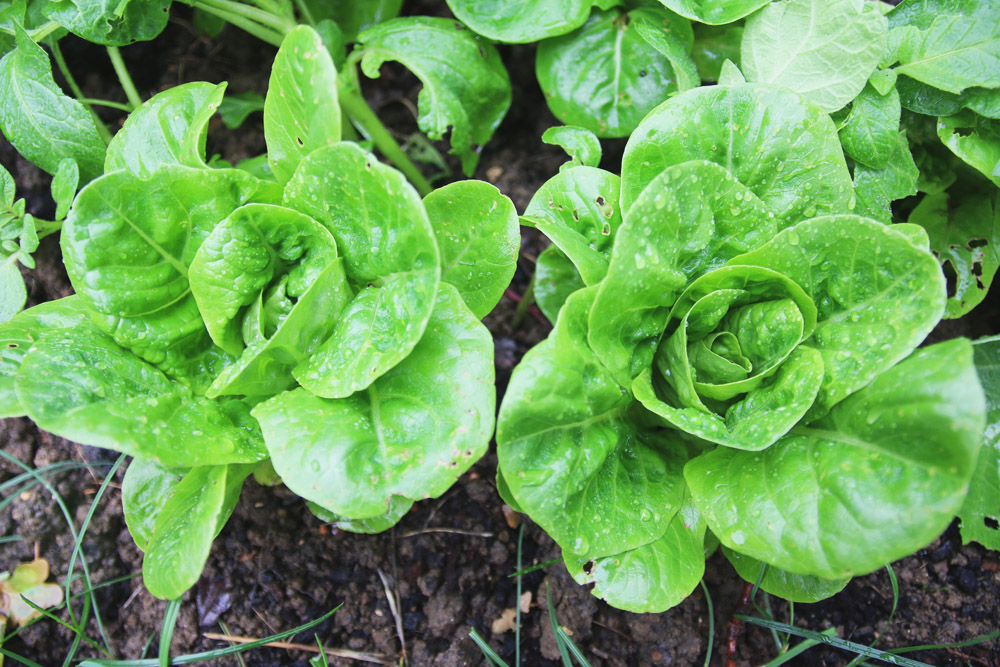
1;24;518;602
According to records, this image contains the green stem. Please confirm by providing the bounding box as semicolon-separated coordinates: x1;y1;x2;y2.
33;218;63;240
759;629;838;667
338;82;433;197
293;0;316;25
699;580;714;667
515;523;524;667
512;275;535;329
191;2;285;46
106;47;143;110
77;98;134;112
28;20;61;42
158;599;182;667
194;0;292;34
340;111;359;142
49;41;113;145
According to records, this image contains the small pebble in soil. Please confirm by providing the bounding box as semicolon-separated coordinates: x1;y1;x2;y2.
956;567;978;594
931;541;954;562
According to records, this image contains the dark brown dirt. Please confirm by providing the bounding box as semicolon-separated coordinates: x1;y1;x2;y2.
2;5;999;667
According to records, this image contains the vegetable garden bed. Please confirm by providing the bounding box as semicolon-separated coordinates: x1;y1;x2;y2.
1;1;999;665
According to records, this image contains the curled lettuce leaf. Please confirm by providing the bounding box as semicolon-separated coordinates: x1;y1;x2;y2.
60;165;277;363
444;0;591;43
356;17;512;176
254;284;494;521
536;6;697;138
621;83;855;223
655;0;770;26
190;204;353;397
44;0;171;46
283;142;440;399
105;82;226;176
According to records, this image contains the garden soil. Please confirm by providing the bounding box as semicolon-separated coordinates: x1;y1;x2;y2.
2;6;999;666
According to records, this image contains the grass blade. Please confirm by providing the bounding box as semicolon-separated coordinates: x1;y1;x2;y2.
885;564;899;622
736;615;933;666
79;606;340;666
888;630;1000;654
699;580;714;667
759;628;838;667
308;635;329;667
555;625;591;667
159;599;182;667
18;597;108;656
508;558;560;578
469;628;508;667
545;584;572;667
0;648;45;667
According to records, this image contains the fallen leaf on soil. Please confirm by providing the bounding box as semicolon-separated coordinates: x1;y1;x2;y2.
0;558;63;626
492;608;517;634
502;504;521;529
492;592;533;634
196;579;233;627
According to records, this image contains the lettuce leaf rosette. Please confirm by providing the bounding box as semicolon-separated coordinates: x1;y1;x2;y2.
0;27;518;601
497;83;986;612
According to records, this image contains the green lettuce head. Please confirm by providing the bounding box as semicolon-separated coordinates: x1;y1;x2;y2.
497;83;986;612
0;26;518;602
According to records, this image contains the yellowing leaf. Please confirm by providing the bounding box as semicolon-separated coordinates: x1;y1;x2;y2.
0;558;63;627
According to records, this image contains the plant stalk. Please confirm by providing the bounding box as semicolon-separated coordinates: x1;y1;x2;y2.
33;218;63;240
106;47;143;110
337;82;433;197
49;41;113;145
27;20;61;42
191;2;286;46
512;276;535;329
292;0;316;26
77;98;134;112
193;0;293;34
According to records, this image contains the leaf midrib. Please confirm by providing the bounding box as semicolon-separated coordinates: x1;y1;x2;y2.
94;189;190;277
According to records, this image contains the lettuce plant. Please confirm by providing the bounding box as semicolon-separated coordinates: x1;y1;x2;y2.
501;0;1000;610
496;81;988;612
0;25;518;601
